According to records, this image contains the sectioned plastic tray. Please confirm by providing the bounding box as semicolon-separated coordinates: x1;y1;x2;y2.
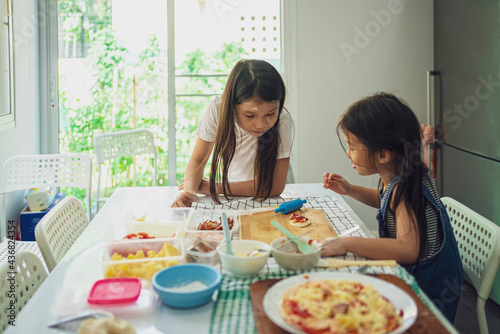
185;209;238;238
88;277;141;305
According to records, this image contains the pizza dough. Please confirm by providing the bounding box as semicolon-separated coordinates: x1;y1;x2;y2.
280;279;401;334
289;212;311;227
78;317;136;334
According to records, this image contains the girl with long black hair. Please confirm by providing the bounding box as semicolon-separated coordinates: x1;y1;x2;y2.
322;92;463;322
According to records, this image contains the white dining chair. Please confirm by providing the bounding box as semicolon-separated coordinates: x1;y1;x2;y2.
442;197;500;334
0;153;92;243
93;129;157;213
35;196;90;272
0;250;48;333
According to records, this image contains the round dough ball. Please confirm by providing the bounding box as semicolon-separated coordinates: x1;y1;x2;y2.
78;317;136;334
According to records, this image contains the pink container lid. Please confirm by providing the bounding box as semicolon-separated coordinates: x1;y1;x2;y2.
88;278;141;305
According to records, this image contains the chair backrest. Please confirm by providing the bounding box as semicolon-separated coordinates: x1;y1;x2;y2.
0;250;48;333
442;197;500;299
93;129;157;212
0;153;92;241
35;196;89;272
94;129;157;164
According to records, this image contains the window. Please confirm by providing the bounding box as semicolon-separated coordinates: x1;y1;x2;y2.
41;0;285;205
0;0;15;132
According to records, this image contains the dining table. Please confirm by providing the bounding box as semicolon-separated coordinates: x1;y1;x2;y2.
5;183;458;334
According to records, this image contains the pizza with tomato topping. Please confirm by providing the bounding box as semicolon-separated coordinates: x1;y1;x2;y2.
280;279;402;334
289;212;311;227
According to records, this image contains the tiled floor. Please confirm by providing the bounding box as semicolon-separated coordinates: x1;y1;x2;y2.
453;280;500;333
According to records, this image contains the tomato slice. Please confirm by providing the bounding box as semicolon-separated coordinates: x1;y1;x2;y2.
289;300;311;319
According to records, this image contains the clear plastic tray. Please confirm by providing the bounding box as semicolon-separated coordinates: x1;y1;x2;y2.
123;221;181;239
88;287;159;318
184;209;238;238
113;208;192;240
102;238;185;280
122;208;192;224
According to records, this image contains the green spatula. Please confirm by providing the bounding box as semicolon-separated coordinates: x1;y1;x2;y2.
271;220;316;254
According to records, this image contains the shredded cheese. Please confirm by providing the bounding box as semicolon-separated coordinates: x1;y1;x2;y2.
281;279;402;334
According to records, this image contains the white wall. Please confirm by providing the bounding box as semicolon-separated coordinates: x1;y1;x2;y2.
292;0;433;231
0;0;40;236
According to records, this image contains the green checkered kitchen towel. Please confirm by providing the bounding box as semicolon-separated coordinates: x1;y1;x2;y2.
209;267;427;334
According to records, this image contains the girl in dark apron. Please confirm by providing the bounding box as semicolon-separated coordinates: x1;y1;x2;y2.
322;92;463;322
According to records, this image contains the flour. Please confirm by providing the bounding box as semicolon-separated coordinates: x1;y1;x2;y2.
167;281;207;292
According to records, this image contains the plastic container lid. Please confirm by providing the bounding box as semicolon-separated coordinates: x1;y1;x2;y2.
88;278;141;305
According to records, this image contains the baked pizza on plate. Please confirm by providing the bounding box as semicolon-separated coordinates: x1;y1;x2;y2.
263;272;417;334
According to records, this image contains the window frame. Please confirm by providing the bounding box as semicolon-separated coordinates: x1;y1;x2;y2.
0;0;15;132
40;0;297;182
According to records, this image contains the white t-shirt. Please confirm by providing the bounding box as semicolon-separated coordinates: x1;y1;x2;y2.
196;96;292;182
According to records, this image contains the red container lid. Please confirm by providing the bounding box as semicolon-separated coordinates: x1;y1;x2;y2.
88;278;141;305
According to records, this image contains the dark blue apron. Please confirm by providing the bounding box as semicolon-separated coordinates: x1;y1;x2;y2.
377;176;463;323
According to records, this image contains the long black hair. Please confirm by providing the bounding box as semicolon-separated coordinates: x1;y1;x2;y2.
210;59;287;204
338;92;428;260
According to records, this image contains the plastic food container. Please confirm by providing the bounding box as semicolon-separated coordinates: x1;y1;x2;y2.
88;288;159;318
102;238;185;280
112;208;192;240
184;237;222;265
123;221;181;239
184;210;238;239
88;278;141;305
123;208;193;223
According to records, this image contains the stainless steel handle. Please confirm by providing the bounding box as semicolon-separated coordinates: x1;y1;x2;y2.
426;71;440;170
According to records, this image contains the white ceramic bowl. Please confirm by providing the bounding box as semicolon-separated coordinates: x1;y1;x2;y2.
270;237;321;271
217;240;271;278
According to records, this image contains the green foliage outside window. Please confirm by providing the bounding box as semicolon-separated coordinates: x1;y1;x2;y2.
57;1;247;213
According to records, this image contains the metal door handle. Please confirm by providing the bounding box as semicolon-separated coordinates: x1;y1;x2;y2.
426;71;440;170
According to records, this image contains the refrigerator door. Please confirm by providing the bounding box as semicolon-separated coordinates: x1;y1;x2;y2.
434;0;500;160
439;144;500;224
434;0;500;304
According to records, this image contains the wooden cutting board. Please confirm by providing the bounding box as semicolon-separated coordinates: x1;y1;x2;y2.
238;208;337;245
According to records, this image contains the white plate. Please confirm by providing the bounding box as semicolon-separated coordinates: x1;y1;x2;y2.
263;272;418;334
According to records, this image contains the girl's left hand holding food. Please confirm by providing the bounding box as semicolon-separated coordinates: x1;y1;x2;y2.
322;172;351;195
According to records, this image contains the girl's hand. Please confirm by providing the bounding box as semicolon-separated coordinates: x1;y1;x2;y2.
177;177;210;195
171;191;199;208
322;172;351;195
177;178;188;191
198;178;210;196
420;123;435;145
320;238;348;257
178;177;210;196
